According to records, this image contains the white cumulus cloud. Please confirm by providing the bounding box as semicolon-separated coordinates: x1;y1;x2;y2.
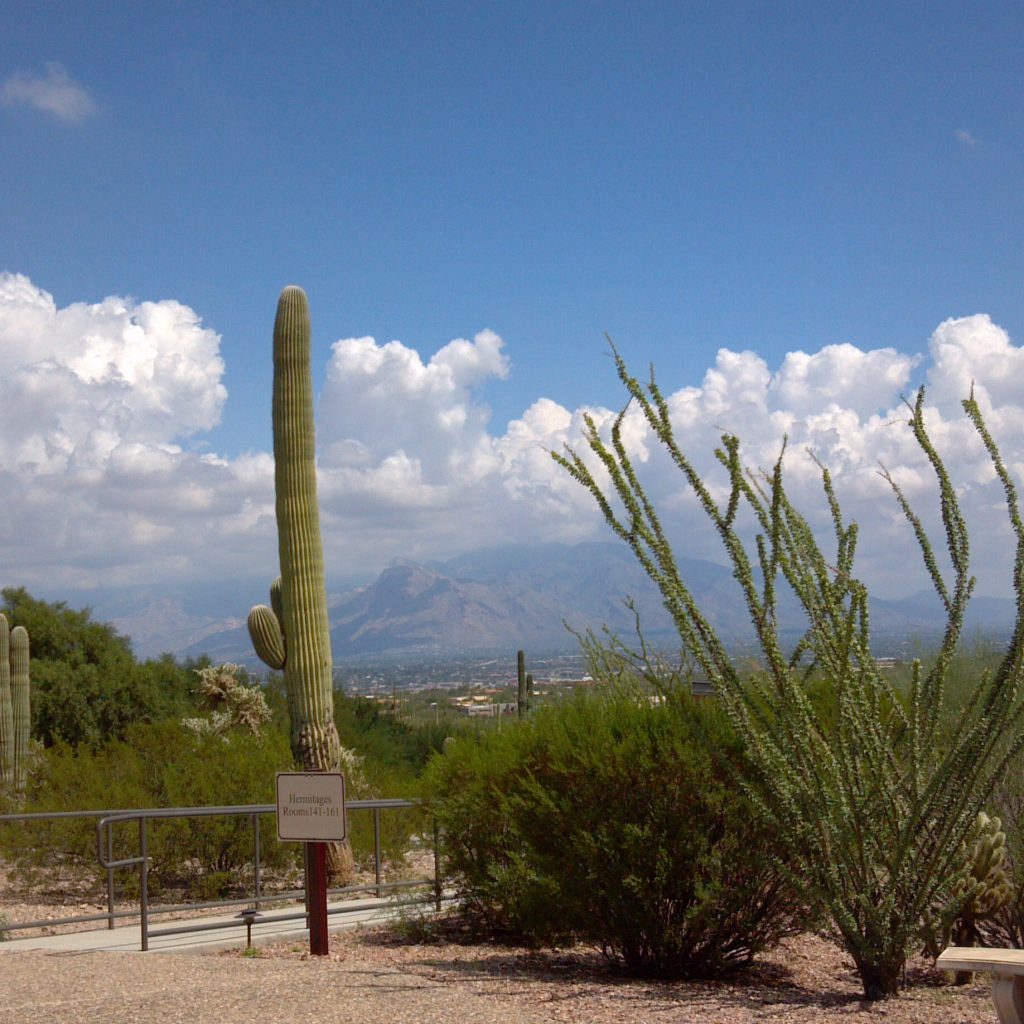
0;274;226;472
0;274;270;591
0;62;98;122
2;272;1024;606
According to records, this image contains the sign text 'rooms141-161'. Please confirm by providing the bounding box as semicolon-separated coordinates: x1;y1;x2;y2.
275;771;347;843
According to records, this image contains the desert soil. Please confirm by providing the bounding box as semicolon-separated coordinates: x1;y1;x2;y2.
0;857;1000;1023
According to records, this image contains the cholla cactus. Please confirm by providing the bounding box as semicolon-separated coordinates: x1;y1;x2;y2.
922;811;1013;968
955;813;1013;942
949;813;1014;983
182;710;235;738
186;663;272;737
0;615;30;793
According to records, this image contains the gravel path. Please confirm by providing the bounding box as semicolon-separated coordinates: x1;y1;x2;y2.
1;948;548;1024
0;929;997;1024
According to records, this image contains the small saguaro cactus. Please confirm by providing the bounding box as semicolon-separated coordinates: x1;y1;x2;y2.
517;649;527;718
0;614;30;793
247;285;352;883
0;614;12;787
515;650;534;716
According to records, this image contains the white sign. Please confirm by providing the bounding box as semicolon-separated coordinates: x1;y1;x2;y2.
276;772;347;842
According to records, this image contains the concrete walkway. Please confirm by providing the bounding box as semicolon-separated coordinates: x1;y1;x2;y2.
0;892;438;954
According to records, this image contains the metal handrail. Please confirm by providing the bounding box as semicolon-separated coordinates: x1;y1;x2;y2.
0;807;147;931
1;799;437;950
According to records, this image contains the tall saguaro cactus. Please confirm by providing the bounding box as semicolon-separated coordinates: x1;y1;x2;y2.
248;286;351;881
0;613;30;793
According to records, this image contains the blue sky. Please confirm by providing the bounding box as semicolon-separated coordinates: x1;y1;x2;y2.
1;2;1023;612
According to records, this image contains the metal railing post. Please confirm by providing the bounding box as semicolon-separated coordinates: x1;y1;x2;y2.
139;816;149;952
433;816;442;912
253;813;262;910
106;820;115;929
373;806;382;898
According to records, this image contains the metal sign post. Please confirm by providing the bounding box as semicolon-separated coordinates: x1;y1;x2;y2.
276;771;347;956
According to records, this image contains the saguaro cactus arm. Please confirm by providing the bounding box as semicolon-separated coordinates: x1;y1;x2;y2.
248;582;286;671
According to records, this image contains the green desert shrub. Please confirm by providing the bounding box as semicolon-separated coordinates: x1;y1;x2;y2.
427;689;809;977
424;711;540;937
3;719;298;898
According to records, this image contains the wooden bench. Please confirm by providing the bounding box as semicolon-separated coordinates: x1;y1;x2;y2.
937;947;1024;1023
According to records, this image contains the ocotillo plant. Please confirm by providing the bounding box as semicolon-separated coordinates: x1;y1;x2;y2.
554;352;1024;1000
0;614;30;793
247;286;352;882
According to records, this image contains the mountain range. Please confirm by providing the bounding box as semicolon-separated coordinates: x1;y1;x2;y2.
106;541;1019;665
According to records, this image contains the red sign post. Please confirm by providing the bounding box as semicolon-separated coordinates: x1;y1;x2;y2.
276;772;347;956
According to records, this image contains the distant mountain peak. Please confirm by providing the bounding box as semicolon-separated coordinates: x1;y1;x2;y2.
117;541;1016;664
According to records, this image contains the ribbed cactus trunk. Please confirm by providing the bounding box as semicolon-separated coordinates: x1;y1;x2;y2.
272;287;340;772
249;286;353;884
0;613;29;795
0;614;13;788
10;625;29;793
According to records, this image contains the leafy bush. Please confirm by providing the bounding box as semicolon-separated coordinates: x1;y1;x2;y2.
426;689;809;977
1;587;194;748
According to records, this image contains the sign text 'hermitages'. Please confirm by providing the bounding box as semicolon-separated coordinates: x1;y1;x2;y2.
275;771;347;842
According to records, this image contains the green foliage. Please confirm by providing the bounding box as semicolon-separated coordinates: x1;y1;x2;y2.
553;351;1024;999
1;588;193;748
4;719;298;897
333;693;442;870
334;693;447;777
426;690;809;976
